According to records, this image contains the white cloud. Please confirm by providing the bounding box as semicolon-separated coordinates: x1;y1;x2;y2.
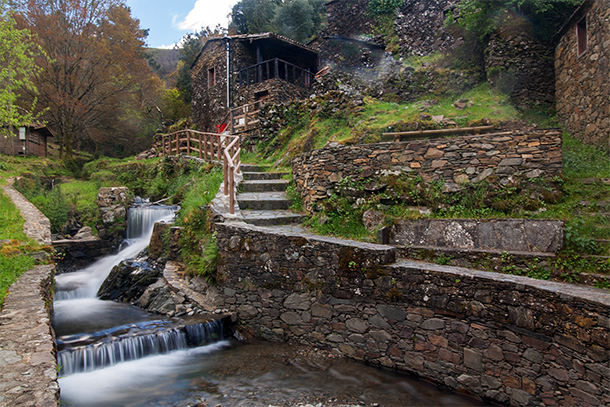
177;0;235;31
157;43;178;50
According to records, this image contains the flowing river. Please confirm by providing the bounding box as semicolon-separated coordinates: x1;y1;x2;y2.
53;206;489;407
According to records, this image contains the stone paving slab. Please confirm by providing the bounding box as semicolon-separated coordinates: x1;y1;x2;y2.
0;265;58;407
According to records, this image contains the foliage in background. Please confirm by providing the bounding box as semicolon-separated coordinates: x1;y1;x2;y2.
0;0;44;137
14;0;162;159
230;0;326;43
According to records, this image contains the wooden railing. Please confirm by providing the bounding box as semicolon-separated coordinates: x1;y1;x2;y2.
229;101;263;134
161;130;241;214
238;57;313;88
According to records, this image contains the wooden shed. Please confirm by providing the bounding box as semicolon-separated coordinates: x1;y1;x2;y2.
0;124;54;157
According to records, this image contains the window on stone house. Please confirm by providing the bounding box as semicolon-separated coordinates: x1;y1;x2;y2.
208;67;216;87
577;15;588;57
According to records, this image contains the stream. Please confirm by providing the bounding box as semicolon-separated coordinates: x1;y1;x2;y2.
53;206;489;407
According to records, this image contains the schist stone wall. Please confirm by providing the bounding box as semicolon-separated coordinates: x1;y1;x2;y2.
556;0;610;149
213;222;610;407
191;40;230;132
292;130;563;212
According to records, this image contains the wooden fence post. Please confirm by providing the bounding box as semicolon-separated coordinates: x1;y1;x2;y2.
186;131;191;156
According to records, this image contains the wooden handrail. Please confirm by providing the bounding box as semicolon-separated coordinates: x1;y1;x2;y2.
238;57;313;88
229;100;264;134
160;129;241;215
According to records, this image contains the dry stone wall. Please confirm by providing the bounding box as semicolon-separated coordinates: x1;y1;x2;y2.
555;1;610;149
213;222;610;407
292;130;563;212
485;16;556;109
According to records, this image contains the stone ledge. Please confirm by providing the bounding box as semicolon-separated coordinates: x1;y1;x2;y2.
0;265;58;407
392;259;610;308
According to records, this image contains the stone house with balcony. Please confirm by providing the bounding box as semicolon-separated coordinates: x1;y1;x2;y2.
0;124;54;157
555;0;610;149
191;33;318;134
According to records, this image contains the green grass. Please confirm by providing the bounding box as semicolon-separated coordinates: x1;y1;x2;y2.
257;83;520;166
0;254;36;307
0;189;29;241
0;188;39;307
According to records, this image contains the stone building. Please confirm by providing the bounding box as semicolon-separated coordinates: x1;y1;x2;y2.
555;0;610;149
191;33;318;133
0;124;54;157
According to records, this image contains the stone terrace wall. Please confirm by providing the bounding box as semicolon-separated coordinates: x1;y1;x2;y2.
292;130;562;212
214;222;610;407
556;1;610;149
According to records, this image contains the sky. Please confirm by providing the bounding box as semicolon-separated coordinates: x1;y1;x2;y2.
124;0;238;49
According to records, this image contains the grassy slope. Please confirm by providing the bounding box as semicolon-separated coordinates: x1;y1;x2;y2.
0;187;37;307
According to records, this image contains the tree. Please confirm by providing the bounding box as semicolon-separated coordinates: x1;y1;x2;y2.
230;0;280;34
0;0;44;152
15;0;159;160
230;0;326;43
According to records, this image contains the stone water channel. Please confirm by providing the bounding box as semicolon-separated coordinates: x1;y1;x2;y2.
53;205;488;407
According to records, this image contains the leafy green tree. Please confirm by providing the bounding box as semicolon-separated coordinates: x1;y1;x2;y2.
0;0;44;148
230;0;280;34
230;0;325;42
272;0;316;43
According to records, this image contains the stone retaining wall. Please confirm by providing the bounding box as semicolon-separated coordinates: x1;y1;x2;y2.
292;129;563;212
213;221;610;406
0;265;58;407
1;181;58;406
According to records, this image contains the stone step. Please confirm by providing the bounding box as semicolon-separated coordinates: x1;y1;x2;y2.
240;179;289;192
243;172;288;180
241;210;305;226
240;164;269;173
237;192;291;210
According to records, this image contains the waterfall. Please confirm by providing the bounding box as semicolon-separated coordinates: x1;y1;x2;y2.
54;205;176;300
58;319;227;376
125;206;176;240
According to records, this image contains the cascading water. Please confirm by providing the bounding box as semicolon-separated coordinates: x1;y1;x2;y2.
57;318;227;376
55;205;176;300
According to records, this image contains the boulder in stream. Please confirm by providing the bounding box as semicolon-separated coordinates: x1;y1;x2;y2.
97;257;162;302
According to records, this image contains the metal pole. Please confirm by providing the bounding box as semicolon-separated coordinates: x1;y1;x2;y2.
225;35;232;109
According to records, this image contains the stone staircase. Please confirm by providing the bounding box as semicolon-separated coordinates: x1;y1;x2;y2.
237;164;305;227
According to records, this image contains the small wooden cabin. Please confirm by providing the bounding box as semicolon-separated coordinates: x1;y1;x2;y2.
0;124;54;157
